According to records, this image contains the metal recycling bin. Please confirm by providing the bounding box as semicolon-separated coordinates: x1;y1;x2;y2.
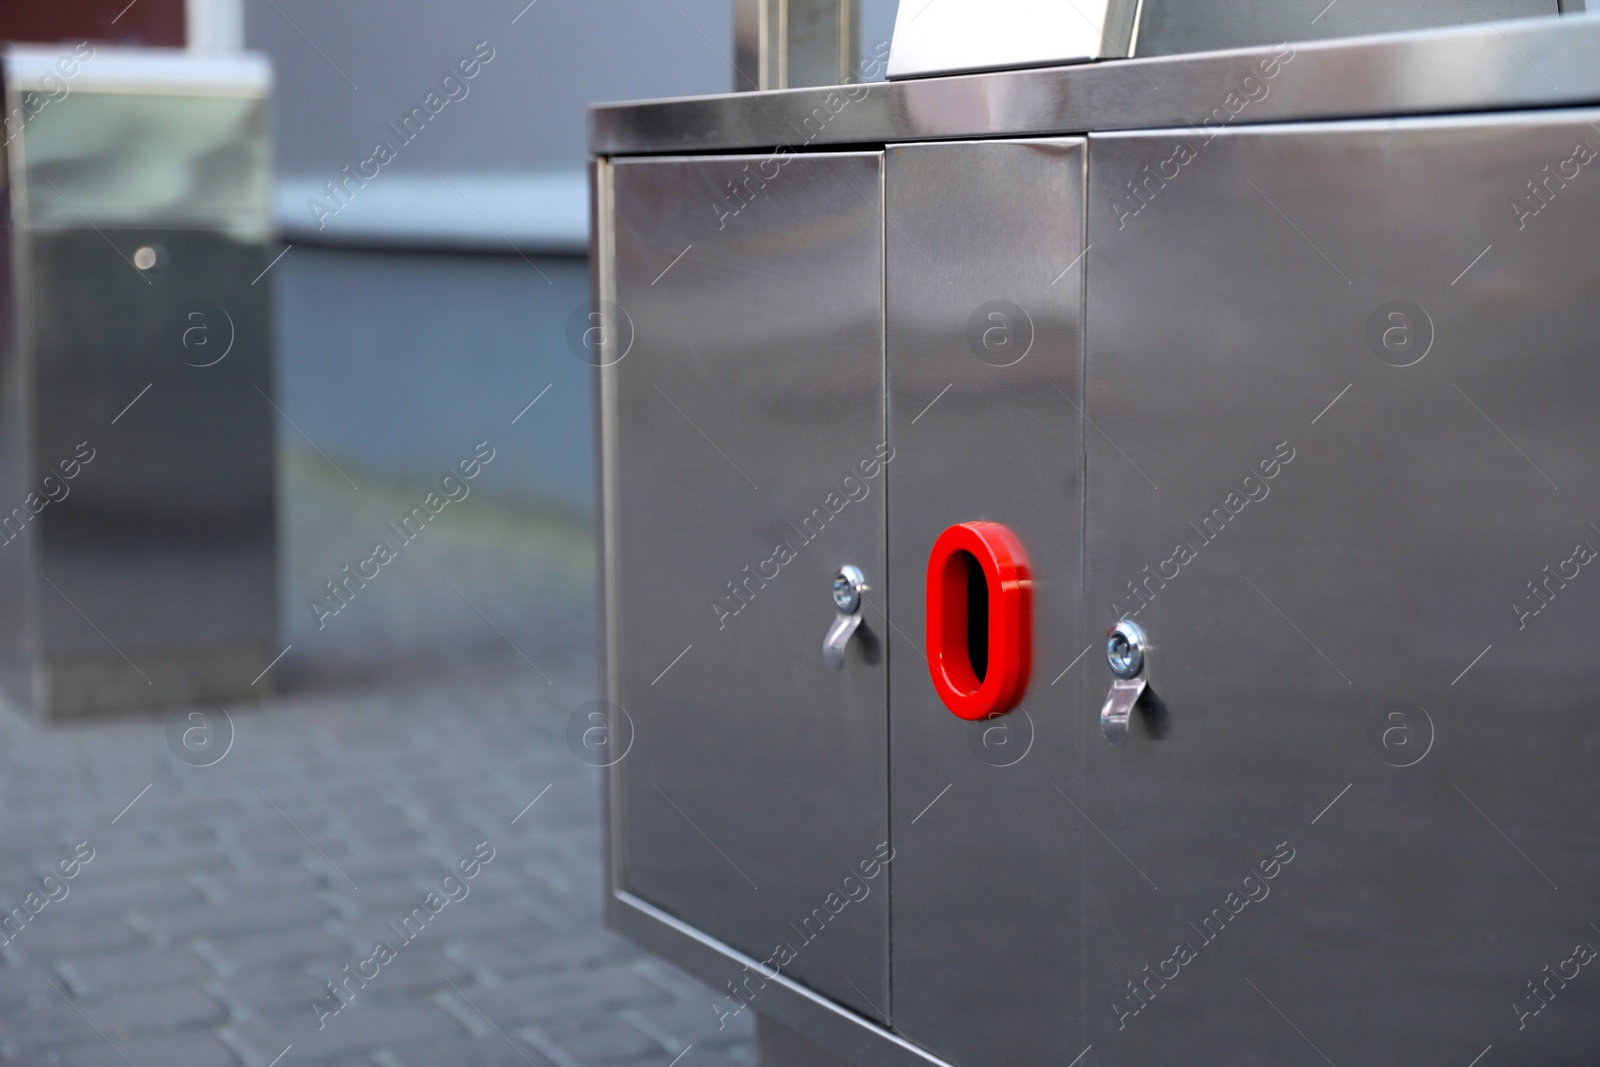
591;12;1600;1067
0;46;278;717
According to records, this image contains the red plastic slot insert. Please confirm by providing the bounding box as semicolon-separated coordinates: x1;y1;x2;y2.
925;521;1032;720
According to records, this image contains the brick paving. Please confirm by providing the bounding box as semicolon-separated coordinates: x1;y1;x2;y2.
0;447;755;1067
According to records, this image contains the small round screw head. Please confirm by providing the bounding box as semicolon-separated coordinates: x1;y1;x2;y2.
1106;620;1147;679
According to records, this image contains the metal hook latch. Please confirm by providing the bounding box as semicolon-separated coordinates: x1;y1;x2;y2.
824;566;867;671
1100;620;1148;747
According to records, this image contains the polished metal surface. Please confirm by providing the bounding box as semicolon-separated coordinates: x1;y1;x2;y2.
18;89;271;237
1;48;277;716
602;152;890;1020
757;1013;856;1066
1099;676;1146;749
886;0;1138;79
822;607;864;671
1081;109;1600;1063
4;44;271;97
609;892;951;1067
884;138;1086;1066
735;0;862;91
734;0;765;91
1132;0;1558;57
5;42;271;241
591;15;1600;155
598;13;1600;1065
27;228;277;712
1105;619;1146;679
823;565;866;670
1101;621;1149;746
831;565;866;614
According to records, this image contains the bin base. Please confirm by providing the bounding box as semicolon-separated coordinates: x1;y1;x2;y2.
30;642;278;718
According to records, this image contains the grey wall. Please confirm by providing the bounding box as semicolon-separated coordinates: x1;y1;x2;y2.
246;0;734;177
247;0;899;181
272;247;594;518
247;0;899;519
245;0;739;519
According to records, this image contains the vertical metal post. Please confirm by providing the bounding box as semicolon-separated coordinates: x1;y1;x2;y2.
733;0;764;91
185;0;245;51
734;0;860;91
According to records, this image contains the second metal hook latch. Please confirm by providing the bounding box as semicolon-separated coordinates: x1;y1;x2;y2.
1100;620;1148;747
824;566;867;671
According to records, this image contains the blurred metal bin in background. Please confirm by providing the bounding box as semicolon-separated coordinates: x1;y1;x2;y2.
0;46;277;717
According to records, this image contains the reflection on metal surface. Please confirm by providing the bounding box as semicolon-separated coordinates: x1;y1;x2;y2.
1099;676;1146;748
885;138;1084;1066
0;49;277;716
1105;619;1147;679
1083;110;1600;1060
593;16;1600;155
821;609;863;669
5;45;269;97
19;87;271;240
604;152;890;1020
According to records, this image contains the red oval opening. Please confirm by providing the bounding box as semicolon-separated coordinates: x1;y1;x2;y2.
926;522;1031;720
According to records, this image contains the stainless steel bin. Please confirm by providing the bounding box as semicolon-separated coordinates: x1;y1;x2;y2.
593;13;1600;1067
0;46;278;716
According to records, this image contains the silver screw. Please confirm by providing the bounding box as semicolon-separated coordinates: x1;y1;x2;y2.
832;566;866;614
1106;620;1147;679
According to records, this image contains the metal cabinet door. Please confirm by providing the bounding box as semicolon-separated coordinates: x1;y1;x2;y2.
885;140;1088;1064
602;153;890;1019
1082;113;1600;1064
30;229;277;662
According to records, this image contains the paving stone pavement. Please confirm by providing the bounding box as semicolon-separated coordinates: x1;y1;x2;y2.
0;447;756;1067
